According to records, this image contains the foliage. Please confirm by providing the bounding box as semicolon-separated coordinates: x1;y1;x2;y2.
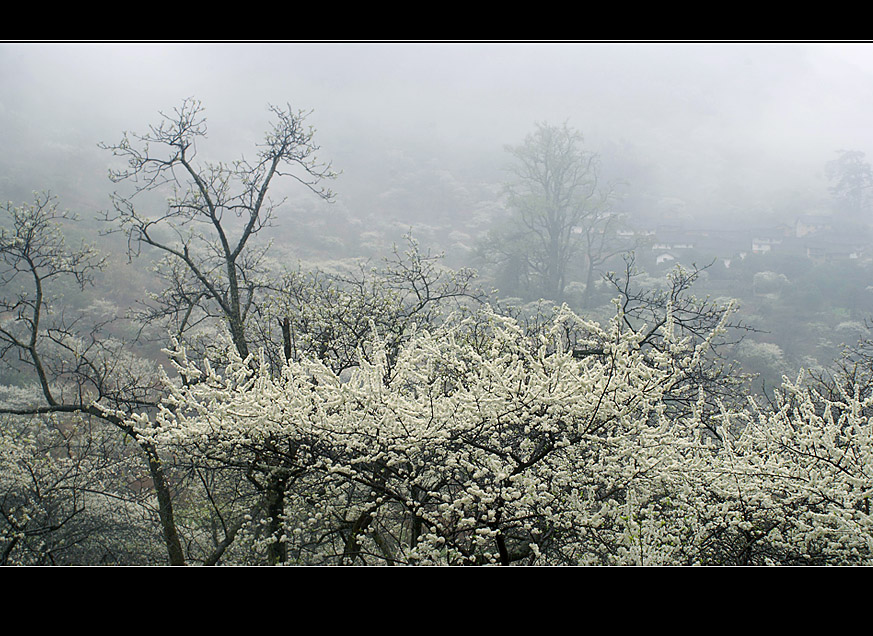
4;105;873;566
127;289;873;566
0;410;163;565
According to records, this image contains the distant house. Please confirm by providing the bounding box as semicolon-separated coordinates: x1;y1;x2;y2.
751;237;782;254
804;238;866;264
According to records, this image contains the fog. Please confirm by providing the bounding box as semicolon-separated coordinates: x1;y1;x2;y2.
4;42;873;217
8;42;873;565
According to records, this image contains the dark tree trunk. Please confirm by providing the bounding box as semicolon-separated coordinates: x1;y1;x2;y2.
143;442;186;565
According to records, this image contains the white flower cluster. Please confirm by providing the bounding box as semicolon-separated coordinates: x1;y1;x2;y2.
138;304;873;565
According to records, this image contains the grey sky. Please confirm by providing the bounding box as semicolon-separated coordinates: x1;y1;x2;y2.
3;42;873;220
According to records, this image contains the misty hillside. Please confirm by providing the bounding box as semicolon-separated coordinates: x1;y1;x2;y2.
3;42;873;566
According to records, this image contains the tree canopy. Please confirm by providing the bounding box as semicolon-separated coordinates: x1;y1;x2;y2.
2;103;873;566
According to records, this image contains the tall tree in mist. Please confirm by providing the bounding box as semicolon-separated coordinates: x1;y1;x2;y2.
826;149;873;224
497;122;621;304
100;98;337;363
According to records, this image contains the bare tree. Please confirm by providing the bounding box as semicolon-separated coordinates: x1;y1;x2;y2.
96;99;339;565
500;122;622;303
100;98;337;362
255;234;483;375
0;193;185;564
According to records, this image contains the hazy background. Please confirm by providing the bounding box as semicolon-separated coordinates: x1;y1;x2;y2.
8;42;873;568
3;42;873;224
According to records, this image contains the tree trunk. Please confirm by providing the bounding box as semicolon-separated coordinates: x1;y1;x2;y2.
581;256;596;308
265;471;289;565
142;442;186;565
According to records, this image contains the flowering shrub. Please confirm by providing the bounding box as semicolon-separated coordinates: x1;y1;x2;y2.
127;299;873;565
